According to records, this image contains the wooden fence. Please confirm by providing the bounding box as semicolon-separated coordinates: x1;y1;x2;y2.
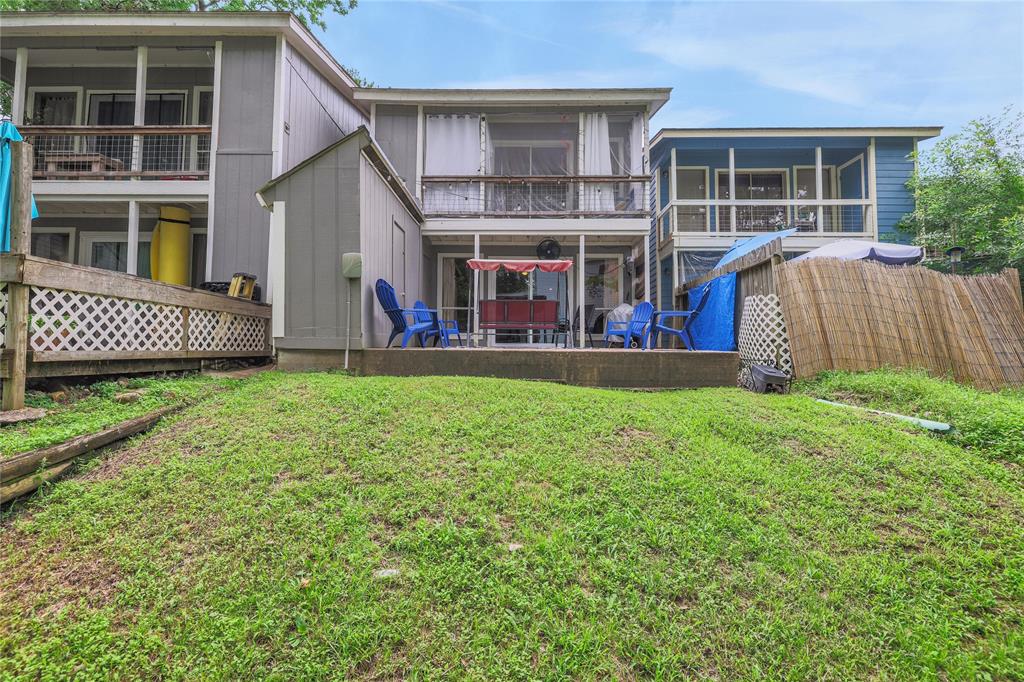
0;141;271;411
775;259;1024;389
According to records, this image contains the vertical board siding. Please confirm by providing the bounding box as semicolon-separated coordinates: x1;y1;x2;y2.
375;105;418;189
360;154;423;348
282;43;367;171
212;37;277;293
874;137;916;242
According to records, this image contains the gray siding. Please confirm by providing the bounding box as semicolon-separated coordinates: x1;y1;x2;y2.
374;104;417;190
360;154;424;348
281;42;367;171
211;36;277;292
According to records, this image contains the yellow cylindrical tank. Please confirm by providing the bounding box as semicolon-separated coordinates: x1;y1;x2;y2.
150;206;191;286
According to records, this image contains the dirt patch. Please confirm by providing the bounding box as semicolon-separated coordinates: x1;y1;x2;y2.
80;416;211;482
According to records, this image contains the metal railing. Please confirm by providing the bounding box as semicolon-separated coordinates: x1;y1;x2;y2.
660;199;874;235
20;125;212;180
421;176;649;217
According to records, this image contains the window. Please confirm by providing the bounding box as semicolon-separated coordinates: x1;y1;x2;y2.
30;229;75;263
87;92;187;170
29;91;79;125
674;167;709;233
716;169;789;232
82;233;152;278
491;143;573;212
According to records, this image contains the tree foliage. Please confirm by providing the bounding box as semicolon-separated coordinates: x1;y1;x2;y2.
0;0;357;31
899;109;1024;274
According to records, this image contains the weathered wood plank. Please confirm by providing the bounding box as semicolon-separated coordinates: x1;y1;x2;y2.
1;142;33;411
0;461;75;505
1;406;177;482
29;349;271;363
19;256;271;318
26;358;202;378
0;253;24;283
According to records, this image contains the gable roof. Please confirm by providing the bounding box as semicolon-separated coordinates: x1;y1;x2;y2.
255;126;423;221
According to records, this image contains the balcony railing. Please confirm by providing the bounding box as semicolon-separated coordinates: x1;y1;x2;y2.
20;126;212;181
658;199;875;238
421;176;648;218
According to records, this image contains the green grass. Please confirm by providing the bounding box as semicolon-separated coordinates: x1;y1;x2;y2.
0;374;240;457
799;369;1024;463
1;371;1023;680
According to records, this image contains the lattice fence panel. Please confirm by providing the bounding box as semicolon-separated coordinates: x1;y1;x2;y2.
738;293;793;375
0;282;7;349
28;286;184;352
188;309;266;352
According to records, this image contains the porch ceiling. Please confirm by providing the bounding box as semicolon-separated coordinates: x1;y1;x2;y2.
426;234;640;247
35;199;208;217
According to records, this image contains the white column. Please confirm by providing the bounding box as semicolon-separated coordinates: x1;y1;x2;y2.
669;147;677;236
815;146;824;233
127;200;140;276
473;233;481;346
269;201;286;337
131;46;148;174
369;102;376;136
12;48;27;125
415;104;424;199
205;40;223;283
643;232;651;303
867;137;878;237
578;234;586;348
728;147;736;233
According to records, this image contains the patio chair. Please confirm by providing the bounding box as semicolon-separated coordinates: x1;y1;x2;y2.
649;286;712;350
560;306;597;348
605;301;654;349
374;279;443;348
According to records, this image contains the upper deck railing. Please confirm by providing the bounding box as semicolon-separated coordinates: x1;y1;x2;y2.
20;125;211;181
421;175;649;218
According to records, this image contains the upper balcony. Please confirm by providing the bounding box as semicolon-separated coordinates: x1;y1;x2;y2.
3;42;216;189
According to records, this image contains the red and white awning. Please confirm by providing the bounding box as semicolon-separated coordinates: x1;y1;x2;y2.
466;258;573;273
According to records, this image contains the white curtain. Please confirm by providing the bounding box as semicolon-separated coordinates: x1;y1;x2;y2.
423;114;481;213
582;112;614;212
628;113;644;210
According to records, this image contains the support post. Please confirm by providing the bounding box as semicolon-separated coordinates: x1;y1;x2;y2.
643;231;651;303
415;105;424;199
867;137;878;237
205;40;223;283
12;48;27;125
472;233;480;346
728;147;736;233
578;234;586;348
669;147;677;237
127;200;140;276
131;46;148;176
815;146;824;233
268;201;286;339
2;142;33;411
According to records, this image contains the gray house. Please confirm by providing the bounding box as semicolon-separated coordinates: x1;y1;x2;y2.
0;11;366;296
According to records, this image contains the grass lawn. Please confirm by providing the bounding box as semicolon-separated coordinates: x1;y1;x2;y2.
1;371;1022;679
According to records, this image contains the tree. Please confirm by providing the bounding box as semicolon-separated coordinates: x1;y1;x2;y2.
0;0;374;85
899;109;1024;275
0;0;357;31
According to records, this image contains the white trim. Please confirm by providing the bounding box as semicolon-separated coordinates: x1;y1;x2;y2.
415;104;424;199
728;148;736;232
369;102;377;137
672;165;711;232
30;227;76;263
206;41;222;282
12;48;28;125
867;137;878;237
25;86;84;125
268;201;286;334
190;85;214;167
271;34;286;176
578;234;586;347
31;181;209;199
355;88;671;115
423;218;650;236
652;126;943;146
127;199;140;275
435;251;474;326
668;147;677;239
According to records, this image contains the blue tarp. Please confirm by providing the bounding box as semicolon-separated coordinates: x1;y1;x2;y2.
686;271;737;351
714;228;797;270
1;121;39;253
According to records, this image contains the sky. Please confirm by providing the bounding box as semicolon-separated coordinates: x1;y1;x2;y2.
316;0;1023;142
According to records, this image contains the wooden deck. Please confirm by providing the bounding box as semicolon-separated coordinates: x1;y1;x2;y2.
356;347;739;389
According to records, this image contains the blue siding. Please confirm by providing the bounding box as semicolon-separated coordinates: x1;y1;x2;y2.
660;255;673;310
874;137;916;242
649;174;658;301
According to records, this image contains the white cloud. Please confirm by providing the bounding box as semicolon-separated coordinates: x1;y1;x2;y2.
442;67;654;89
421;0;569;48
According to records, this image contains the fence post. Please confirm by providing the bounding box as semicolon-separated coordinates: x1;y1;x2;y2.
2;142;33;411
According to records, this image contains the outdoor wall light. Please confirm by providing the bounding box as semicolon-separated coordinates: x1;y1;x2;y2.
945;246;966;274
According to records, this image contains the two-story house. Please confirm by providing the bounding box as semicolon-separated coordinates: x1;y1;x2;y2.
1;11;366;297
255;87;670;365
648;127;941;308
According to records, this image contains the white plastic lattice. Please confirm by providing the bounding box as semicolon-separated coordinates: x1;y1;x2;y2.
29;286;184;352
187;309;266;352
0;282;7;349
738;294;793;376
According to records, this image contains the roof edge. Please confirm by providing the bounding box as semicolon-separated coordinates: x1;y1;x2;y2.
652;126;943;146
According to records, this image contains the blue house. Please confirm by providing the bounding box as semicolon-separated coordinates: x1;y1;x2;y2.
648;126;941;308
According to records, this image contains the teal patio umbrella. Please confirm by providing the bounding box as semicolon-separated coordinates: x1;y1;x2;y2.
1;121;39;253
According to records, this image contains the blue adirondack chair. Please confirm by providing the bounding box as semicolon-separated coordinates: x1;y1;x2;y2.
649;285;712;350
374;279;443;348
605;301;654;349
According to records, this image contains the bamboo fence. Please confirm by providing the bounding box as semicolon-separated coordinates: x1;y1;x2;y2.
774;260;1024;390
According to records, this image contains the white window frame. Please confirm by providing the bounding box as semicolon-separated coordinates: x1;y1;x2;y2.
30;227;77;264
80;226;206;283
673;165;711;233
25;86;84;125
714;167;791;230
792;164;838;200
490;139;576;175
191;85;214;172
85;89;189;125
